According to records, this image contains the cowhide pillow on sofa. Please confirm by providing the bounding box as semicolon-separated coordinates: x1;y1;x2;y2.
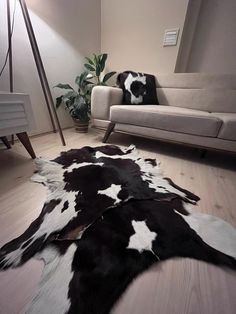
117;71;159;105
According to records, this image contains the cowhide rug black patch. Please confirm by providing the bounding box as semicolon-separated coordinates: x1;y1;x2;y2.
0;145;236;314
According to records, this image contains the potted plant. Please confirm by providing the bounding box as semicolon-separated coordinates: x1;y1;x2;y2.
55;53;116;133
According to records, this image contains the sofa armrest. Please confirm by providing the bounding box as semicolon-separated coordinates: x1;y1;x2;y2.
91;86;123;120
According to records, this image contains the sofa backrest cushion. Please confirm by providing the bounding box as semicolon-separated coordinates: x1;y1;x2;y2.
155;74;236;113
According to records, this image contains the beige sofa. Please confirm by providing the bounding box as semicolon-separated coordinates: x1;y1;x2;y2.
91;73;236;153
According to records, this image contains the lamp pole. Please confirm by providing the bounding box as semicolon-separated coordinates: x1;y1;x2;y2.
6;0;66;146
6;0;13;93
6;0;15;144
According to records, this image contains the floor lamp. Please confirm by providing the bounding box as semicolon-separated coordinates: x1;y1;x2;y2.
6;0;66;146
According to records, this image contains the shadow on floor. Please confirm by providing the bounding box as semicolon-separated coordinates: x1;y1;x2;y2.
94;132;236;172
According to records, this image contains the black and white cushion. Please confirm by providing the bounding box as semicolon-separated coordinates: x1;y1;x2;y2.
117;71;159;105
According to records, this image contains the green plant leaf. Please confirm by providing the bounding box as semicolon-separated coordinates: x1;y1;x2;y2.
87;74;95;79
54;83;74;90
75;71;88;86
92;53;102;77
84;80;94;85
55;95;63;108
85;57;94;65
75;76;80;86
64;100;73;110
61;91;77;109
81;70;89;80
97;54;103;64
63;90;78;99
102;71;116;83
71;95;90;122
95;64;101;77
84;64;95;72
93;53;98;65
99;54;107;72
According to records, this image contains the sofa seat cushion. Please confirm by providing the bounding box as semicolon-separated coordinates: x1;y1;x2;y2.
110;105;223;137
212;113;236;141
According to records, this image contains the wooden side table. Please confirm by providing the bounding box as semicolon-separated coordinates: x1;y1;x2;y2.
0;93;36;159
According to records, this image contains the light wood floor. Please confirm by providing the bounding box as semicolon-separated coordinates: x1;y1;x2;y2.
0;128;236;314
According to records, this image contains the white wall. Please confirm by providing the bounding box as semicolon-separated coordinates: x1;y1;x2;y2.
175;0;202;73
186;0;236;73
0;0;101;135
101;0;189;74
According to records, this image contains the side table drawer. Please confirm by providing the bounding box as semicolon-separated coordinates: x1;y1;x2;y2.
0;102;28;129
0;93;35;136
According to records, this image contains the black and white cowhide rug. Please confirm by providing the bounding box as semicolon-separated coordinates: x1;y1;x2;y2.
0;145;236;314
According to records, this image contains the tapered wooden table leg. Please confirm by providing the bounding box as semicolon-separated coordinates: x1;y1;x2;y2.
16;132;36;159
1;136;11;149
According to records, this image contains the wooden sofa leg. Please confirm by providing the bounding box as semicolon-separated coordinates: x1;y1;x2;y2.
103;123;115;143
16;132;36;159
1;136;11;149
